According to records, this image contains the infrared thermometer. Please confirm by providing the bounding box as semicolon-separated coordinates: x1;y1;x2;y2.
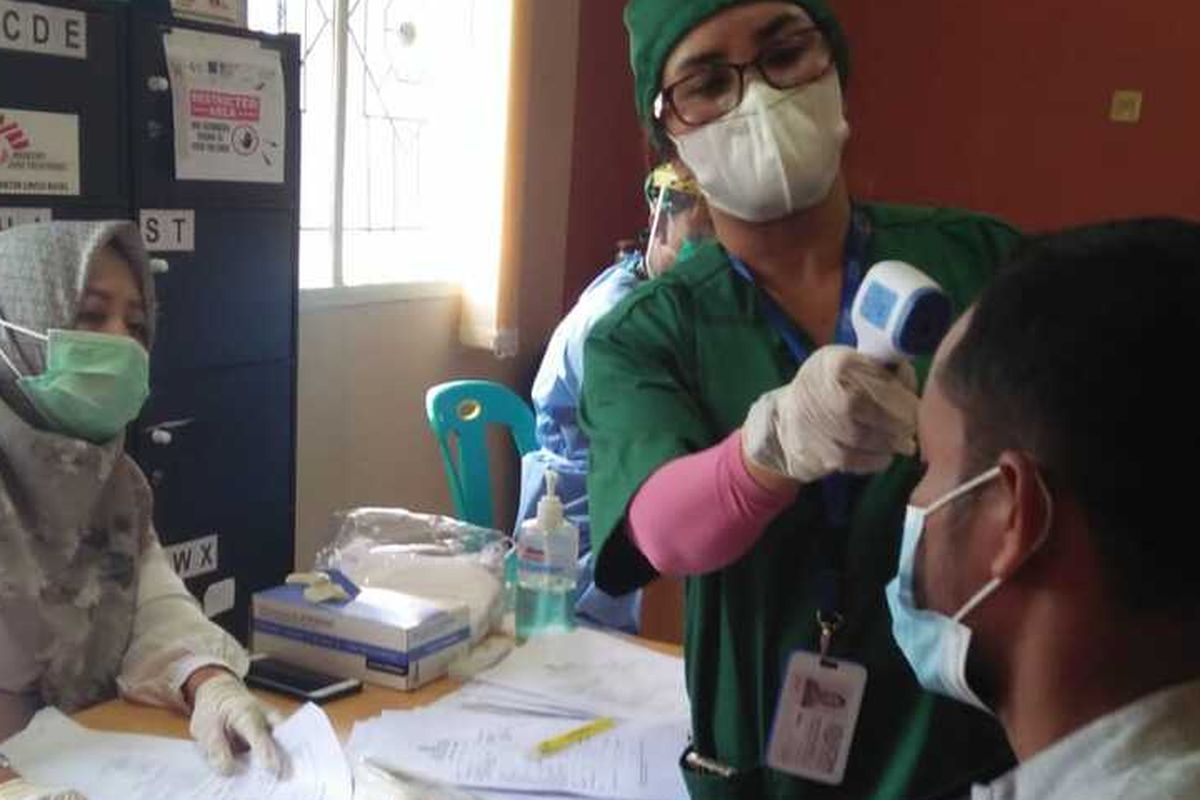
851;261;953;364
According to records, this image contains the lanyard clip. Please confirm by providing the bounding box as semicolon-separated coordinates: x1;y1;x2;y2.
817;610;844;659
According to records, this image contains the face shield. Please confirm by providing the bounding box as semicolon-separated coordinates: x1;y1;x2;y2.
644;165;710;277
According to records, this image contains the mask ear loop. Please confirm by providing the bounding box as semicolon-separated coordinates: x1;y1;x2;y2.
0;318;47;380
952;469;1055;624
925;466;1002;517
644;188;669;278
0;343;22;381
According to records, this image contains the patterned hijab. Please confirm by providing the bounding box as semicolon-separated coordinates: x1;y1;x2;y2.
0;221;158;711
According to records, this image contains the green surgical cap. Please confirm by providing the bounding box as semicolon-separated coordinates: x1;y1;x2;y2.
624;0;851;127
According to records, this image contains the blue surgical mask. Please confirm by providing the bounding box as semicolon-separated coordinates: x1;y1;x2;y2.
886;466;1052;712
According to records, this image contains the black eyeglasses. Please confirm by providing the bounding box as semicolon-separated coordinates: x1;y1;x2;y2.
654;28;834;129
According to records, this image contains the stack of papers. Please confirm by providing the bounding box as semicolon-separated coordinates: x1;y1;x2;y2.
348;707;688;800
472;627;690;722
1;703;352;800
0;630;689;800
347;628;691;800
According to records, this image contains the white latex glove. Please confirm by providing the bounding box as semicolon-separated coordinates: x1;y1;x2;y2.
742;345;919;483
189;673;286;777
0;778;85;800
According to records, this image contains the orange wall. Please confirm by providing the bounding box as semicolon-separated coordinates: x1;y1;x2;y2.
836;1;1200;230
562;0;649;308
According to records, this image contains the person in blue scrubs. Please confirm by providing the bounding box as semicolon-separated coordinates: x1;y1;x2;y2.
516;164;712;632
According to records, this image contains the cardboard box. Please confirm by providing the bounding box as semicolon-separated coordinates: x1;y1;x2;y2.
251;582;470;691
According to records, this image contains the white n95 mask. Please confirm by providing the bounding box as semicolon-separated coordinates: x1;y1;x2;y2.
886;466;1053;713
672;70;849;223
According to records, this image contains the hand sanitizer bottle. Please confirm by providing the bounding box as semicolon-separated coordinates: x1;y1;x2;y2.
515;470;579;641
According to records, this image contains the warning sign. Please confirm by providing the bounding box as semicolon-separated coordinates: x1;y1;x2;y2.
0;108;80;196
164;30;285;184
190;90;260;122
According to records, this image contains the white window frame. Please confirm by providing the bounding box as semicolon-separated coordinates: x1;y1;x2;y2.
252;0;513;305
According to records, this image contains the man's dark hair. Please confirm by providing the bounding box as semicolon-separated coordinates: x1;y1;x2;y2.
940;217;1200;614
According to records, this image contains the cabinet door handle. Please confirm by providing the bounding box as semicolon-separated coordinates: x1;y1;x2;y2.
146;417;195;446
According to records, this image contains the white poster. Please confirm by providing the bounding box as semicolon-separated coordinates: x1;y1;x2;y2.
163;30;285;184
169;0;245;27
0;206;51;231
0;108;79;196
0;0;87;59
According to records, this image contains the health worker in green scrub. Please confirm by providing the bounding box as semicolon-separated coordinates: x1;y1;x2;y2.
581;2;1022;798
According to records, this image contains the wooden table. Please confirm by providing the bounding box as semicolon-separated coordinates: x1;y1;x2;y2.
74;637;683;741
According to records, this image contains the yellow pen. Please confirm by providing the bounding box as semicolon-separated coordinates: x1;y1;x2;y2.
534;717;617;758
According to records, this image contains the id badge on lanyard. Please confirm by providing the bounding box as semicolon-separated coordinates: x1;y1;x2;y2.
731;209;873;785
766;651;868;785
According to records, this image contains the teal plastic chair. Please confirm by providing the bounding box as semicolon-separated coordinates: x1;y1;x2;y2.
425;380;537;529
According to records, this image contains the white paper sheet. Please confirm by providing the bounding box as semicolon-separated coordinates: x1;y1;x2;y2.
473;628;689;723
436;680;595;720
348;707;688;800
1;703;351;800
170;0;245;27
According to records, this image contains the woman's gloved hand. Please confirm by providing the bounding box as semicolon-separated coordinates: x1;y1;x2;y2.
0;777;86;800
742;345;919;484
188;672;286;777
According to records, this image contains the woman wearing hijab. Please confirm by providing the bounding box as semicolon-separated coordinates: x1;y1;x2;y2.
0;222;281;800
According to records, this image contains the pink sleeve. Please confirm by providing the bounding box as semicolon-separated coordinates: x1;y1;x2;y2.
627;431;798;577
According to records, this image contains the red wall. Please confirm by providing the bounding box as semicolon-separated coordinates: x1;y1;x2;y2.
561;1;1200;313
561;0;649;309
836;1;1200;231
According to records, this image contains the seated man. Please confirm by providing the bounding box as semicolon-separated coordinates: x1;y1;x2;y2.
517;163;712;632
890;218;1200;799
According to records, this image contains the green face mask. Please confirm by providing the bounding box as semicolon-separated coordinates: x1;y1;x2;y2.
0;321;149;444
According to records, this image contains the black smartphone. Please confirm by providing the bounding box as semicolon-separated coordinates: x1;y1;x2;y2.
246;655;363;704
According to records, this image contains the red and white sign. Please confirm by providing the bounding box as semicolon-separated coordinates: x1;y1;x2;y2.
0;108;79;196
163;30;284;184
189;90;260;122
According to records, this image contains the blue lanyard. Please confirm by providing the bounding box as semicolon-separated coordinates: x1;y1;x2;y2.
730;209;870;364
731;210;872;633
731;209;872;518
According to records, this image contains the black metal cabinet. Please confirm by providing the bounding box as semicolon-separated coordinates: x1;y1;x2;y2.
127;13;299;641
0;0;299;643
0;0;128;210
147;208;296;376
136;362;294;640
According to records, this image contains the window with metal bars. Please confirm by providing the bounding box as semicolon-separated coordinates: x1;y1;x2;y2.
249;0;513;290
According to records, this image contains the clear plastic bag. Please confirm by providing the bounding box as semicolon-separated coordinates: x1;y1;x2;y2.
315;508;509;645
